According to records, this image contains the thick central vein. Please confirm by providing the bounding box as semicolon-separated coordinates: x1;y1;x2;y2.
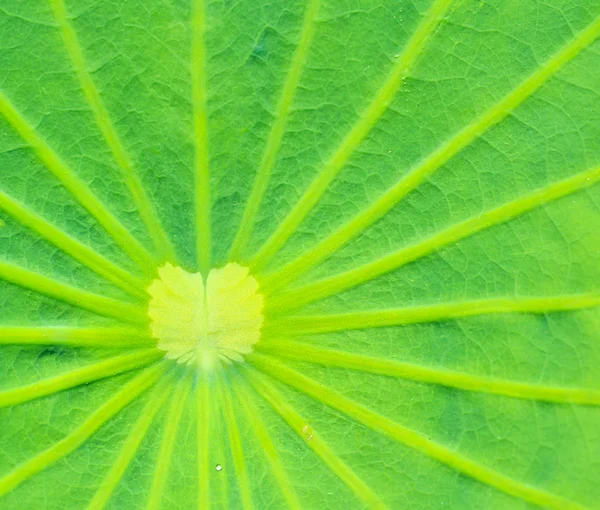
192;0;212;274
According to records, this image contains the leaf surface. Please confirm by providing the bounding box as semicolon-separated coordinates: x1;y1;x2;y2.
1;0;600;509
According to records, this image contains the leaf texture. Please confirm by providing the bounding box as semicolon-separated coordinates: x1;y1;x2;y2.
0;0;600;509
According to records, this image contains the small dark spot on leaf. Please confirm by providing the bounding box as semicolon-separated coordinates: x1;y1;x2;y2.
38;346;69;359
250;27;279;62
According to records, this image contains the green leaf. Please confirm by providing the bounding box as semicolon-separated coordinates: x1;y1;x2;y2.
1;0;599;509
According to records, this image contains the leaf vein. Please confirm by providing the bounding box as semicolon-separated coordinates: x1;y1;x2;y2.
265;14;600;289
49;0;177;264
251;355;587;510
270;164;600;311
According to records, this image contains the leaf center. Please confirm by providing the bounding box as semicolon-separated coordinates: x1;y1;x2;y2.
147;263;264;369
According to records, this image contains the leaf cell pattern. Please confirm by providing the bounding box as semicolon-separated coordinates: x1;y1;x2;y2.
1;0;600;509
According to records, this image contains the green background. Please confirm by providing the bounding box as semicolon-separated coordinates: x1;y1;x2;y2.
1;0;600;508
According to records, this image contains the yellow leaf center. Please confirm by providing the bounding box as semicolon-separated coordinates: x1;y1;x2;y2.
147;263;264;369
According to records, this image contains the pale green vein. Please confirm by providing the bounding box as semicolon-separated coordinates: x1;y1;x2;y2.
212;378;230;509
220;382;253;510
147;374;193;510
248;0;456;271
228;0;320;261
0;363;166;497
192;0;211;274
267;294;600;333
270;164;600;312
0;92;158;275
259;340;600;406
264;15;600;290
0;261;148;324
0;327;154;348
0;191;147;298
244;366;388;510
197;375;211;510
49;0;177;264
233;383;302;510
251;355;586;510
86;375;174;510
0;348;161;408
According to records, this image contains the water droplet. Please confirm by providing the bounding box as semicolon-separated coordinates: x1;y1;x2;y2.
215;464;222;471
302;424;314;441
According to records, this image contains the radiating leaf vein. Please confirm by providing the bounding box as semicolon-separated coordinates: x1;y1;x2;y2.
86;374;174;510
259;340;600;406
0;348;161;409
267;294;600;332
271;164;600;311
0;190;147;298
244;366;389;510
229;0;321;261
0;91;157;275
0;261;148;324
0;363;166;497
264;14;600;289
251;354;587;510
233;383;303;510
49;0;177;264
249;0;456;271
